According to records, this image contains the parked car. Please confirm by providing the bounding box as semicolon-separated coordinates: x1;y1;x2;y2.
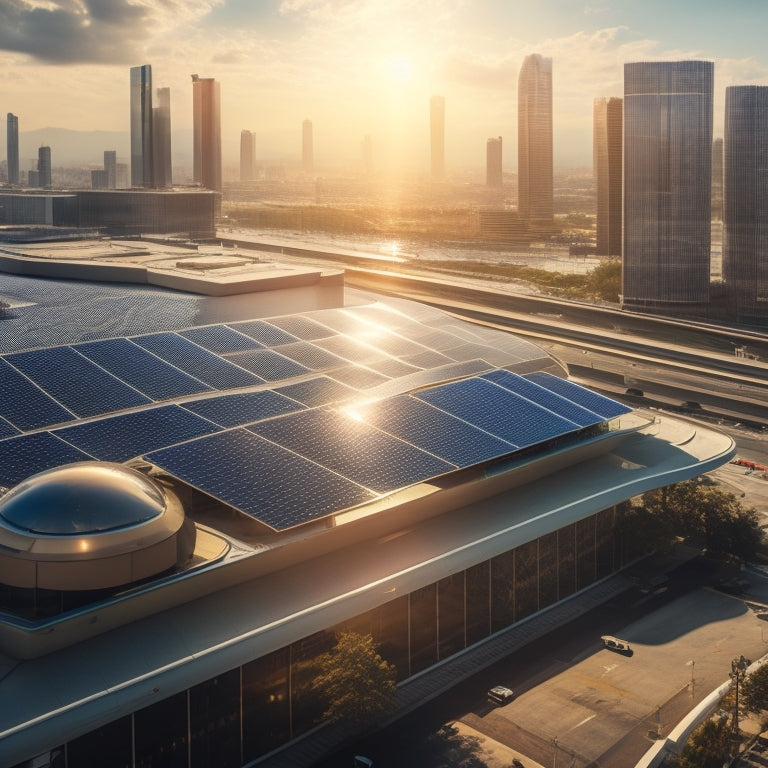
487;685;515;705
601;635;631;654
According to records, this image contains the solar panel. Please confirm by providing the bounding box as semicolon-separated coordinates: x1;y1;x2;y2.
361;333;430;358
0;417;20;440
273;341;348;371
363;358;422;378
4;346;152;418
328;365;389;389
0;357;76;430
354;395;517;468
181;390;304;428
131;333;263;390
481;369;604;427
274;377;358;407
74;338;213;401
224;349;311;381
415;377;582;448
0;432;92;488
525;372;633;419
402;349;458;369
180;325;263;354
312;335;381;363
443;343;513;366
229;320;300;347
266;315;337;340
146;429;375;530
53;405;221;462
249;409;456;494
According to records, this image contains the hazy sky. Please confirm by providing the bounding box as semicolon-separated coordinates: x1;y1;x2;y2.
2;0;768;174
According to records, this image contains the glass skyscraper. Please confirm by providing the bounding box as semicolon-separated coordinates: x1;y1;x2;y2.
593;97;623;257
153;87;172;188
518;54;553;223
37;146;51;188
723;86;768;324
622;61;713;310
130;65;154;188
191;75;222;191
6;113;19;186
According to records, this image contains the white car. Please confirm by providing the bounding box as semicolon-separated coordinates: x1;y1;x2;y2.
488;685;515;704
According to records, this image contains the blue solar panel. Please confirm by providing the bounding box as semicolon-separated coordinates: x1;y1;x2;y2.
5;346;152;418
74;338;213;401
274;377;358;407
181;390;304;428
525;372;633;419
0;417;19;440
249;409;456;494
224;349;311;381
131;333;263;390
229;320;300;346
274;341;348;371
0;357;76;430
53;405;221;462
267;315;336;340
0;432;92;488
180;325;263;354
329;366;388;389
481;369;604;427
354;395;517;468
147;429;374;530
415;377;582;449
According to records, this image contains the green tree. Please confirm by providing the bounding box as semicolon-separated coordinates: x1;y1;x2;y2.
678;717;732;767
586;259;621;302
741;663;768;717
312;631;397;729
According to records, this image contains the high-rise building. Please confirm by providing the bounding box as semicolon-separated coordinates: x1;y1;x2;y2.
191;75;222;191
712;137;724;221
130;65;154;188
518;54;553;222
104;150;117;190
593;97;623;257
723;86;768;324
6;114;19;186
302;119;314;174
486;136;503;187
240;130;255;182
430;95;445;179
37;146;51;188
153;87;172;188
622;61;713;310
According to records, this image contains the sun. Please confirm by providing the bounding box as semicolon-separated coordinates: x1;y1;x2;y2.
388;54;413;84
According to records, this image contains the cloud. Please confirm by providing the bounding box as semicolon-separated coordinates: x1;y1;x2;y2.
0;0;221;64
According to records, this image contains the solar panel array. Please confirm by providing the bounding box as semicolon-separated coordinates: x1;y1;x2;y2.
0;275;633;529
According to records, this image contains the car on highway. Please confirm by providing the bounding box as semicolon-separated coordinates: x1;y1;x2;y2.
487;685;515;705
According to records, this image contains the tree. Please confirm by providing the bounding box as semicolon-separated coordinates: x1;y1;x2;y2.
741;663;768;718
312;631;397;729
586;259;621;302
678;716;732;767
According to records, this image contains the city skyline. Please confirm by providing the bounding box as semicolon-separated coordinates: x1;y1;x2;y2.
1;1;768;173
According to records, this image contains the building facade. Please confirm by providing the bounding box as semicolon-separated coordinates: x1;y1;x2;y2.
240;129;255;182
37;146;51;188
153;87;173;188
622;61;713;311
430;95;446;179
130;64;154;188
593;97;623;257
486;136;503;187
191;75;222;191
723;85;768;325
518;54;553;222
104;150;117;190
6;113;19;185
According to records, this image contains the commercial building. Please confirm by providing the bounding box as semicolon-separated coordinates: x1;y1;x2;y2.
130;64;154;188
430;95;445;179
518;54;553;222
723;85;768;325
240;129;255;182
0;257;734;767
593;97;623;257
712;137;724;221
6;113;19;185
153;87;173;188
37;146;51;188
192;75;222;191
104;150;117;189
486;136;503;188
302;118;314;174
622;61;713;311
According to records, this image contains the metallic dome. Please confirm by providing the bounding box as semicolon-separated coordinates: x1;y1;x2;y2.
0;462;166;535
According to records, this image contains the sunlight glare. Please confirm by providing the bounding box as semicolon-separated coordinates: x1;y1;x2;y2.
388;54;413;84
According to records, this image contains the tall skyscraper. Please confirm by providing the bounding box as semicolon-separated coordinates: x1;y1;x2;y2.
711;137;724;221
622;61;713;310
153;87;172;188
104;150;117;189
6;113;19;185
518;54;553;222
723;86;768;324
486;136;503;187
302;119;314;174
593;97;623;257
240;130;255;181
130;65;154;188
191;75;222;191
37;146;51;188
430;95;445;179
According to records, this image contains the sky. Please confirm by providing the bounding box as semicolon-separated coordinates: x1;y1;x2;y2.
2;0;768;175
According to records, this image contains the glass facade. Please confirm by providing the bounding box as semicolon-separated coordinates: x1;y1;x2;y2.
622;61;713;308
17;505;629;768
593;97;623;256
130;64;154;189
723;86;768;324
